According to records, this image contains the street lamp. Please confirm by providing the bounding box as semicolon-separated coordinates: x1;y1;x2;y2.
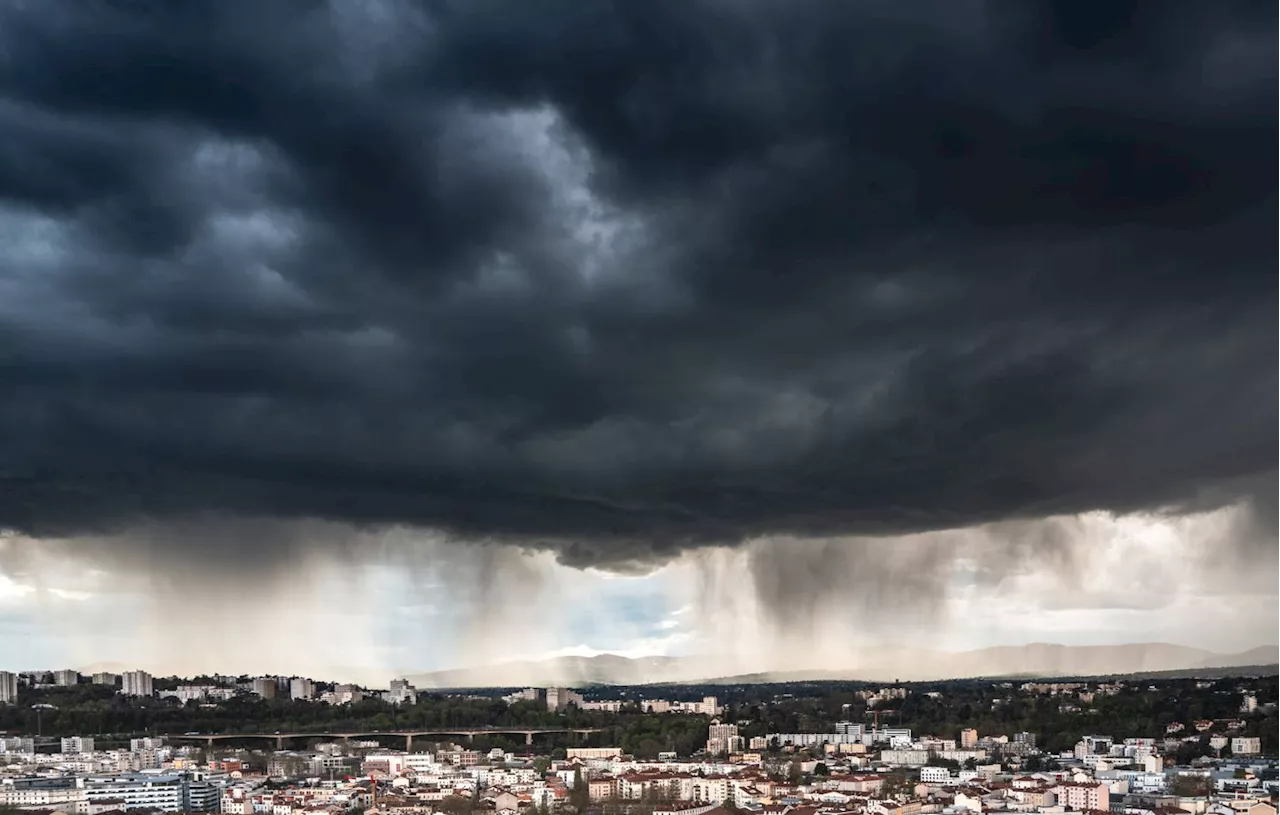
31;703;58;737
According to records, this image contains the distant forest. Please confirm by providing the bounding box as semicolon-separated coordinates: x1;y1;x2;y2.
1;674;1274;759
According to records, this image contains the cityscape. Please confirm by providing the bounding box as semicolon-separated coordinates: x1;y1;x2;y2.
0;668;1277;815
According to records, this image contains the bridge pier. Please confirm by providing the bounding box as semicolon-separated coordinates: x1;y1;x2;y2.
276;736;284;750
525;732;533;746
405;734;413;751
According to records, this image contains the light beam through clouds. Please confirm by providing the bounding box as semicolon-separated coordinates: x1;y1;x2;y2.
1;496;1272;681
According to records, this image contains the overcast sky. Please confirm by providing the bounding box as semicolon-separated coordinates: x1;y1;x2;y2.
0;0;1275;680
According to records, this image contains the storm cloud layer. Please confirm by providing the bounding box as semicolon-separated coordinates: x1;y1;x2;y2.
1;0;1276;570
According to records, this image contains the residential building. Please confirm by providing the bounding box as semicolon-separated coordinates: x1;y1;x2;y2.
446;750;481;766
921;766;952;783
84;772;221;812
1231;737;1261;755
83;772;185;808
251;676;277;699
291;677;315;700
1052;782;1109;810
92;672;118;686
267;754;312;778
55;669;80;686
581;699;626;713
546;687;583;712
384;678;417;705
960;728;979;748
0;778;88;812
131;748;162;770
0;735;35;753
165;685;212;703
1241;695;1258;713
131;737;166;751
122;670;154;697
0;670;17;703
1074;735;1113;758
836;721;865;738
706;720;744;755
873;727;913;746
881;749;930;766
310;754;356;775
503;687;541;704
186;778;222;812
767;729;865;746
588;778;617;801
320;683;364;705
566;747;624;759
62;735;96;753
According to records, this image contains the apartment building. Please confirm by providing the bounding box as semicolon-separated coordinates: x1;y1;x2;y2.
1231;737;1261;755
251;677;278;699
63;736;96;754
546;687;583;711
84;772;222;812
0;736;35;753
0;670;18;703
0;778;88;813
1052;781;1110;811
122;670;154;697
291;677;315;700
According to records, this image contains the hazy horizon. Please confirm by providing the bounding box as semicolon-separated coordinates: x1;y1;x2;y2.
5;502;1275;685
64;640;1280;687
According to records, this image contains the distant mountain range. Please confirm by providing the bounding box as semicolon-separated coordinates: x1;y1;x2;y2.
404;643;1279;688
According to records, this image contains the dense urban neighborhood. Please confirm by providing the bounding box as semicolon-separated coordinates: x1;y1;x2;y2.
1;670;1276;815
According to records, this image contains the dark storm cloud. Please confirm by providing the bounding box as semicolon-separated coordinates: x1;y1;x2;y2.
0;0;1275;567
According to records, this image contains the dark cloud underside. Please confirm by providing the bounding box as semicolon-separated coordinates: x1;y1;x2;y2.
0;0;1275;566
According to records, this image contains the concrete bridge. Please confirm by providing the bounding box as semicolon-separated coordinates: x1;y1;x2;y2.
167;727;603;750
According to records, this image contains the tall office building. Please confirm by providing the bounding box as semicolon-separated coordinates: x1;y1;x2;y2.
122;671;153;697
0;671;18;704
54;670;79;686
